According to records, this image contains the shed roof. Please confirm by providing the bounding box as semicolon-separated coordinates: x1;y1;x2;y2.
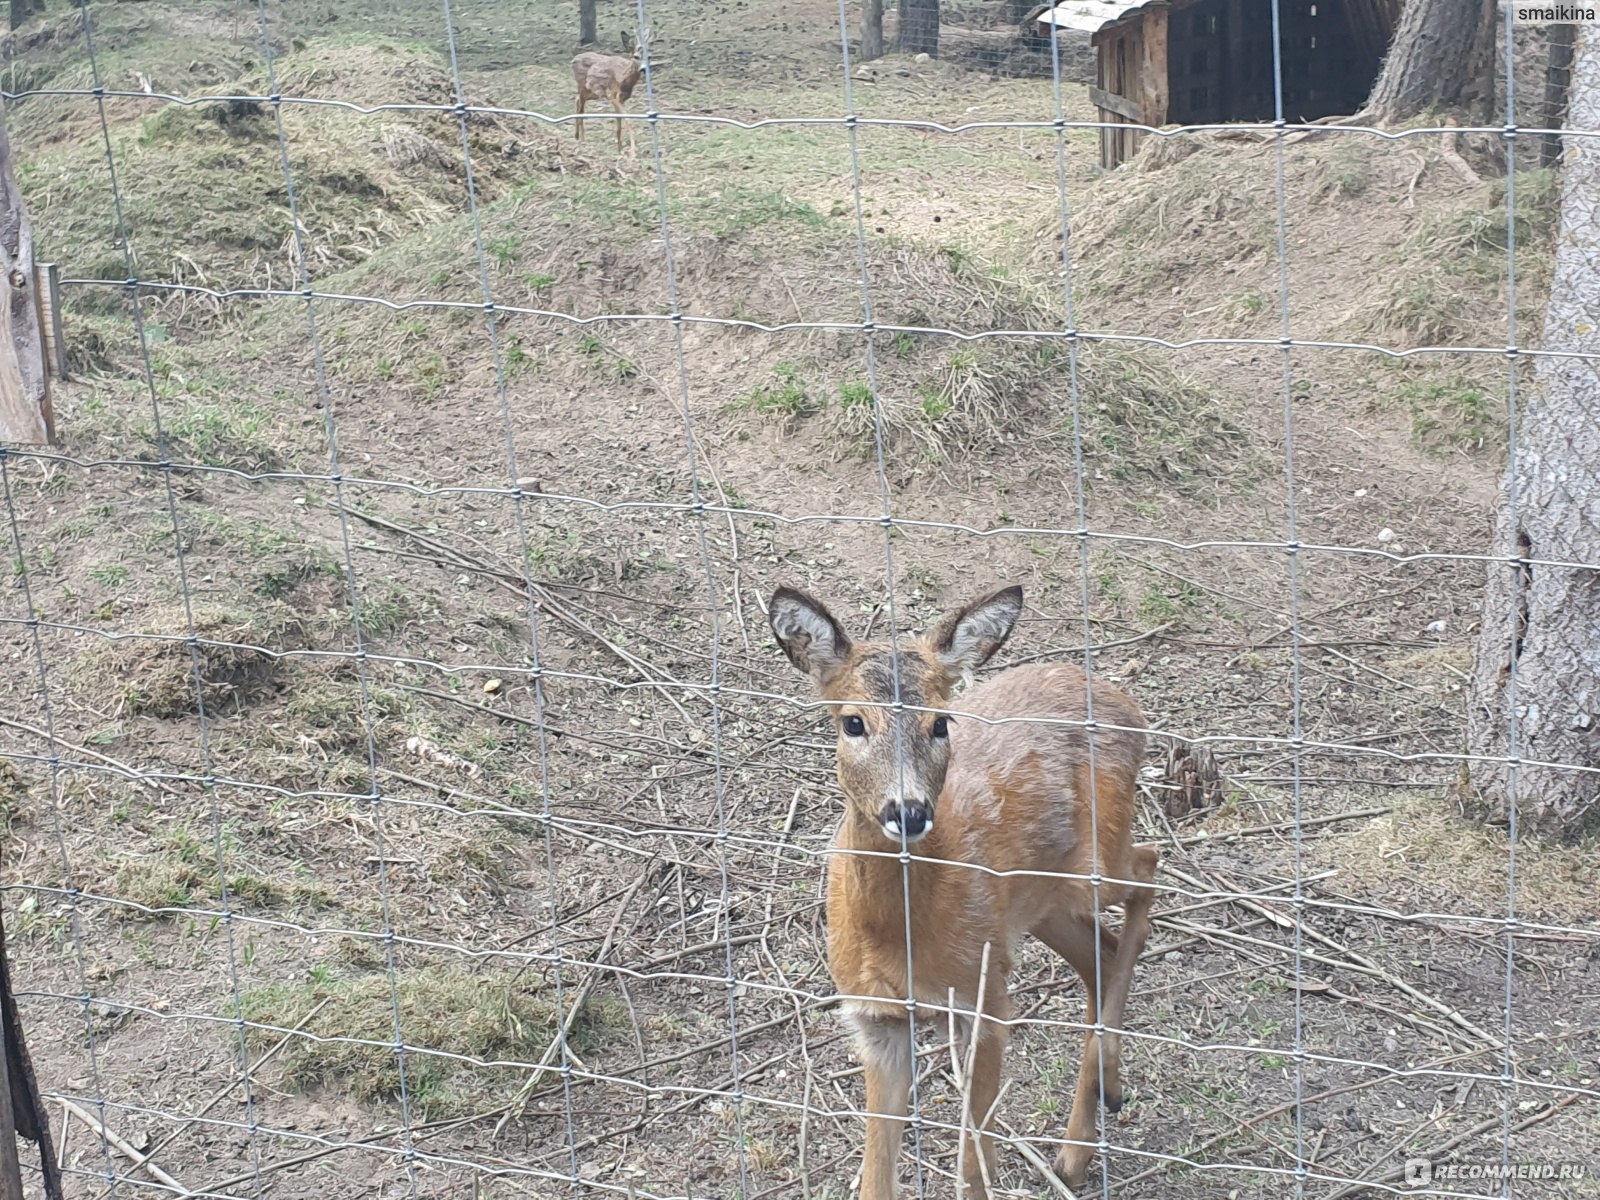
1035;0;1170;34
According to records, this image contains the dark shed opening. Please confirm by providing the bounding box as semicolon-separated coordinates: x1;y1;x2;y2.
1038;0;1398;167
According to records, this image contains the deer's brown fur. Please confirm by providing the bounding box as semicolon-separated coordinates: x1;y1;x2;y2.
571;33;643;154
769;584;1159;1197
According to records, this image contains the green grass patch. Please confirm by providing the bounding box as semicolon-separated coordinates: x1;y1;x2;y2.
1387;371;1505;454
730;361;815;420
234;965;622;1112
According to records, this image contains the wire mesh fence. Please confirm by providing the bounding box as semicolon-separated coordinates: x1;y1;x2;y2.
1;0;1597;1198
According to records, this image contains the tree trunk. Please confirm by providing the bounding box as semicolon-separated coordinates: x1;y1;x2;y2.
1540;24;1576;169
578;0;597;45
861;0;885;61
1464;25;1600;841
901;0;938;56
1363;0;1495;124
0;95;52;445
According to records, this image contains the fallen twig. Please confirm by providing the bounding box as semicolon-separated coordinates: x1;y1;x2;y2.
59;1098;191;1196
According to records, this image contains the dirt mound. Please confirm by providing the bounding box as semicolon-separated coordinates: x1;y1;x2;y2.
30;38;560;311
71;602;304;719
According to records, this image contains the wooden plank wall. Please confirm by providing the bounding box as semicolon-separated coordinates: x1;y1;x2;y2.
1092;20;1146;167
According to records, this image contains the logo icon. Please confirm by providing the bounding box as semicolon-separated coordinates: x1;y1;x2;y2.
1404;1158;1433;1186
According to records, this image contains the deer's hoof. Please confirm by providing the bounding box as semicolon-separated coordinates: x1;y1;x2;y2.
1054;1148;1090;1191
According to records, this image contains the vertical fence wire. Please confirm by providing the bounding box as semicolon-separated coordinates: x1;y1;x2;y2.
1042;13;1112;1197
437;0;582;1180
1264;2;1311;1196
831;3;929;1194
250;0;423;1190
632;1;755;1192
71;0;272;1192
0;455;119;1194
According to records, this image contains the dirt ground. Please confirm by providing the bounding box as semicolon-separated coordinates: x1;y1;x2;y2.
1;1;1596;1198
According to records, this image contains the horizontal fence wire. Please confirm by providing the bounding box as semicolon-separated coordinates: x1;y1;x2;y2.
1;1;1596;1199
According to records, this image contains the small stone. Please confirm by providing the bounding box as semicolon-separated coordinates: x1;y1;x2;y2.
484;678;504;695
1377;527;1396;543
914;52;930;62
1425;620;1447;634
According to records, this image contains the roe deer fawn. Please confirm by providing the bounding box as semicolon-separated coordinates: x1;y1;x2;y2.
571;31;643;154
768;584;1159;1197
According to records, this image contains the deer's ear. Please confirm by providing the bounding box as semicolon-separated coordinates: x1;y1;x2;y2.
926;586;1022;678
769;587;853;684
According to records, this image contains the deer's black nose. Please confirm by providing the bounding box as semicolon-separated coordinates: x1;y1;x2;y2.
879;802;932;843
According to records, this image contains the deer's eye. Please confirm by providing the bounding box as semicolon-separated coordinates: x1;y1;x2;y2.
841;715;867;738
931;716;950;739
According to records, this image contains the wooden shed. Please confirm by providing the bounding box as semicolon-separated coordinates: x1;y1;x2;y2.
1036;0;1399;168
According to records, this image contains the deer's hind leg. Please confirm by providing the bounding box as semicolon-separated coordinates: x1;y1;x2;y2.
1033;845;1161;1188
1032;910;1118;1188
1094;844;1158;1110
610;96;633;156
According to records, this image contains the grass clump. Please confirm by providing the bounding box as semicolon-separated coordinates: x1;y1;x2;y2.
26;38;534;306
1311;794;1600;923
72;602;302;719
1074;141;1277;298
234;966;618;1112
1387;371;1505;454
135;398;288;474
1351;169;1560;347
730;362;815;422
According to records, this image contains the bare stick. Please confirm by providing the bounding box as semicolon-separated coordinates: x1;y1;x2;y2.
1177;864;1497;1049
106;997;333;1194
59;1098;191;1196
955;940;994;1200
496;864;652;1134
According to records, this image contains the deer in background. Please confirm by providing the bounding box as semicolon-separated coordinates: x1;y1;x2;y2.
571;30;644;155
768;583;1160;1198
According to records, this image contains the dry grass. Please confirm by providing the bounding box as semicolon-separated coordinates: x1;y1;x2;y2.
70;602;303;719
1348;168;1561;347
7;3;1590;1194
23;37;544;305
1311;793;1600;923
1072;138;1279;301
236;965;618;1113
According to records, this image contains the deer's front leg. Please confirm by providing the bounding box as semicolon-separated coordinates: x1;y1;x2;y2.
850;1007;913;1200
957;990;1011;1199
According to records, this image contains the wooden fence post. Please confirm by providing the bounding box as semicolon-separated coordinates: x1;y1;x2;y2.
34;263;66;382
0;94;55;445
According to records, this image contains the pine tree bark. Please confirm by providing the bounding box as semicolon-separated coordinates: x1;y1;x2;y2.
861;0;885;61
1363;0;1495;124
1464;25;1600;841
578;0;597;45
901;0;939;55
